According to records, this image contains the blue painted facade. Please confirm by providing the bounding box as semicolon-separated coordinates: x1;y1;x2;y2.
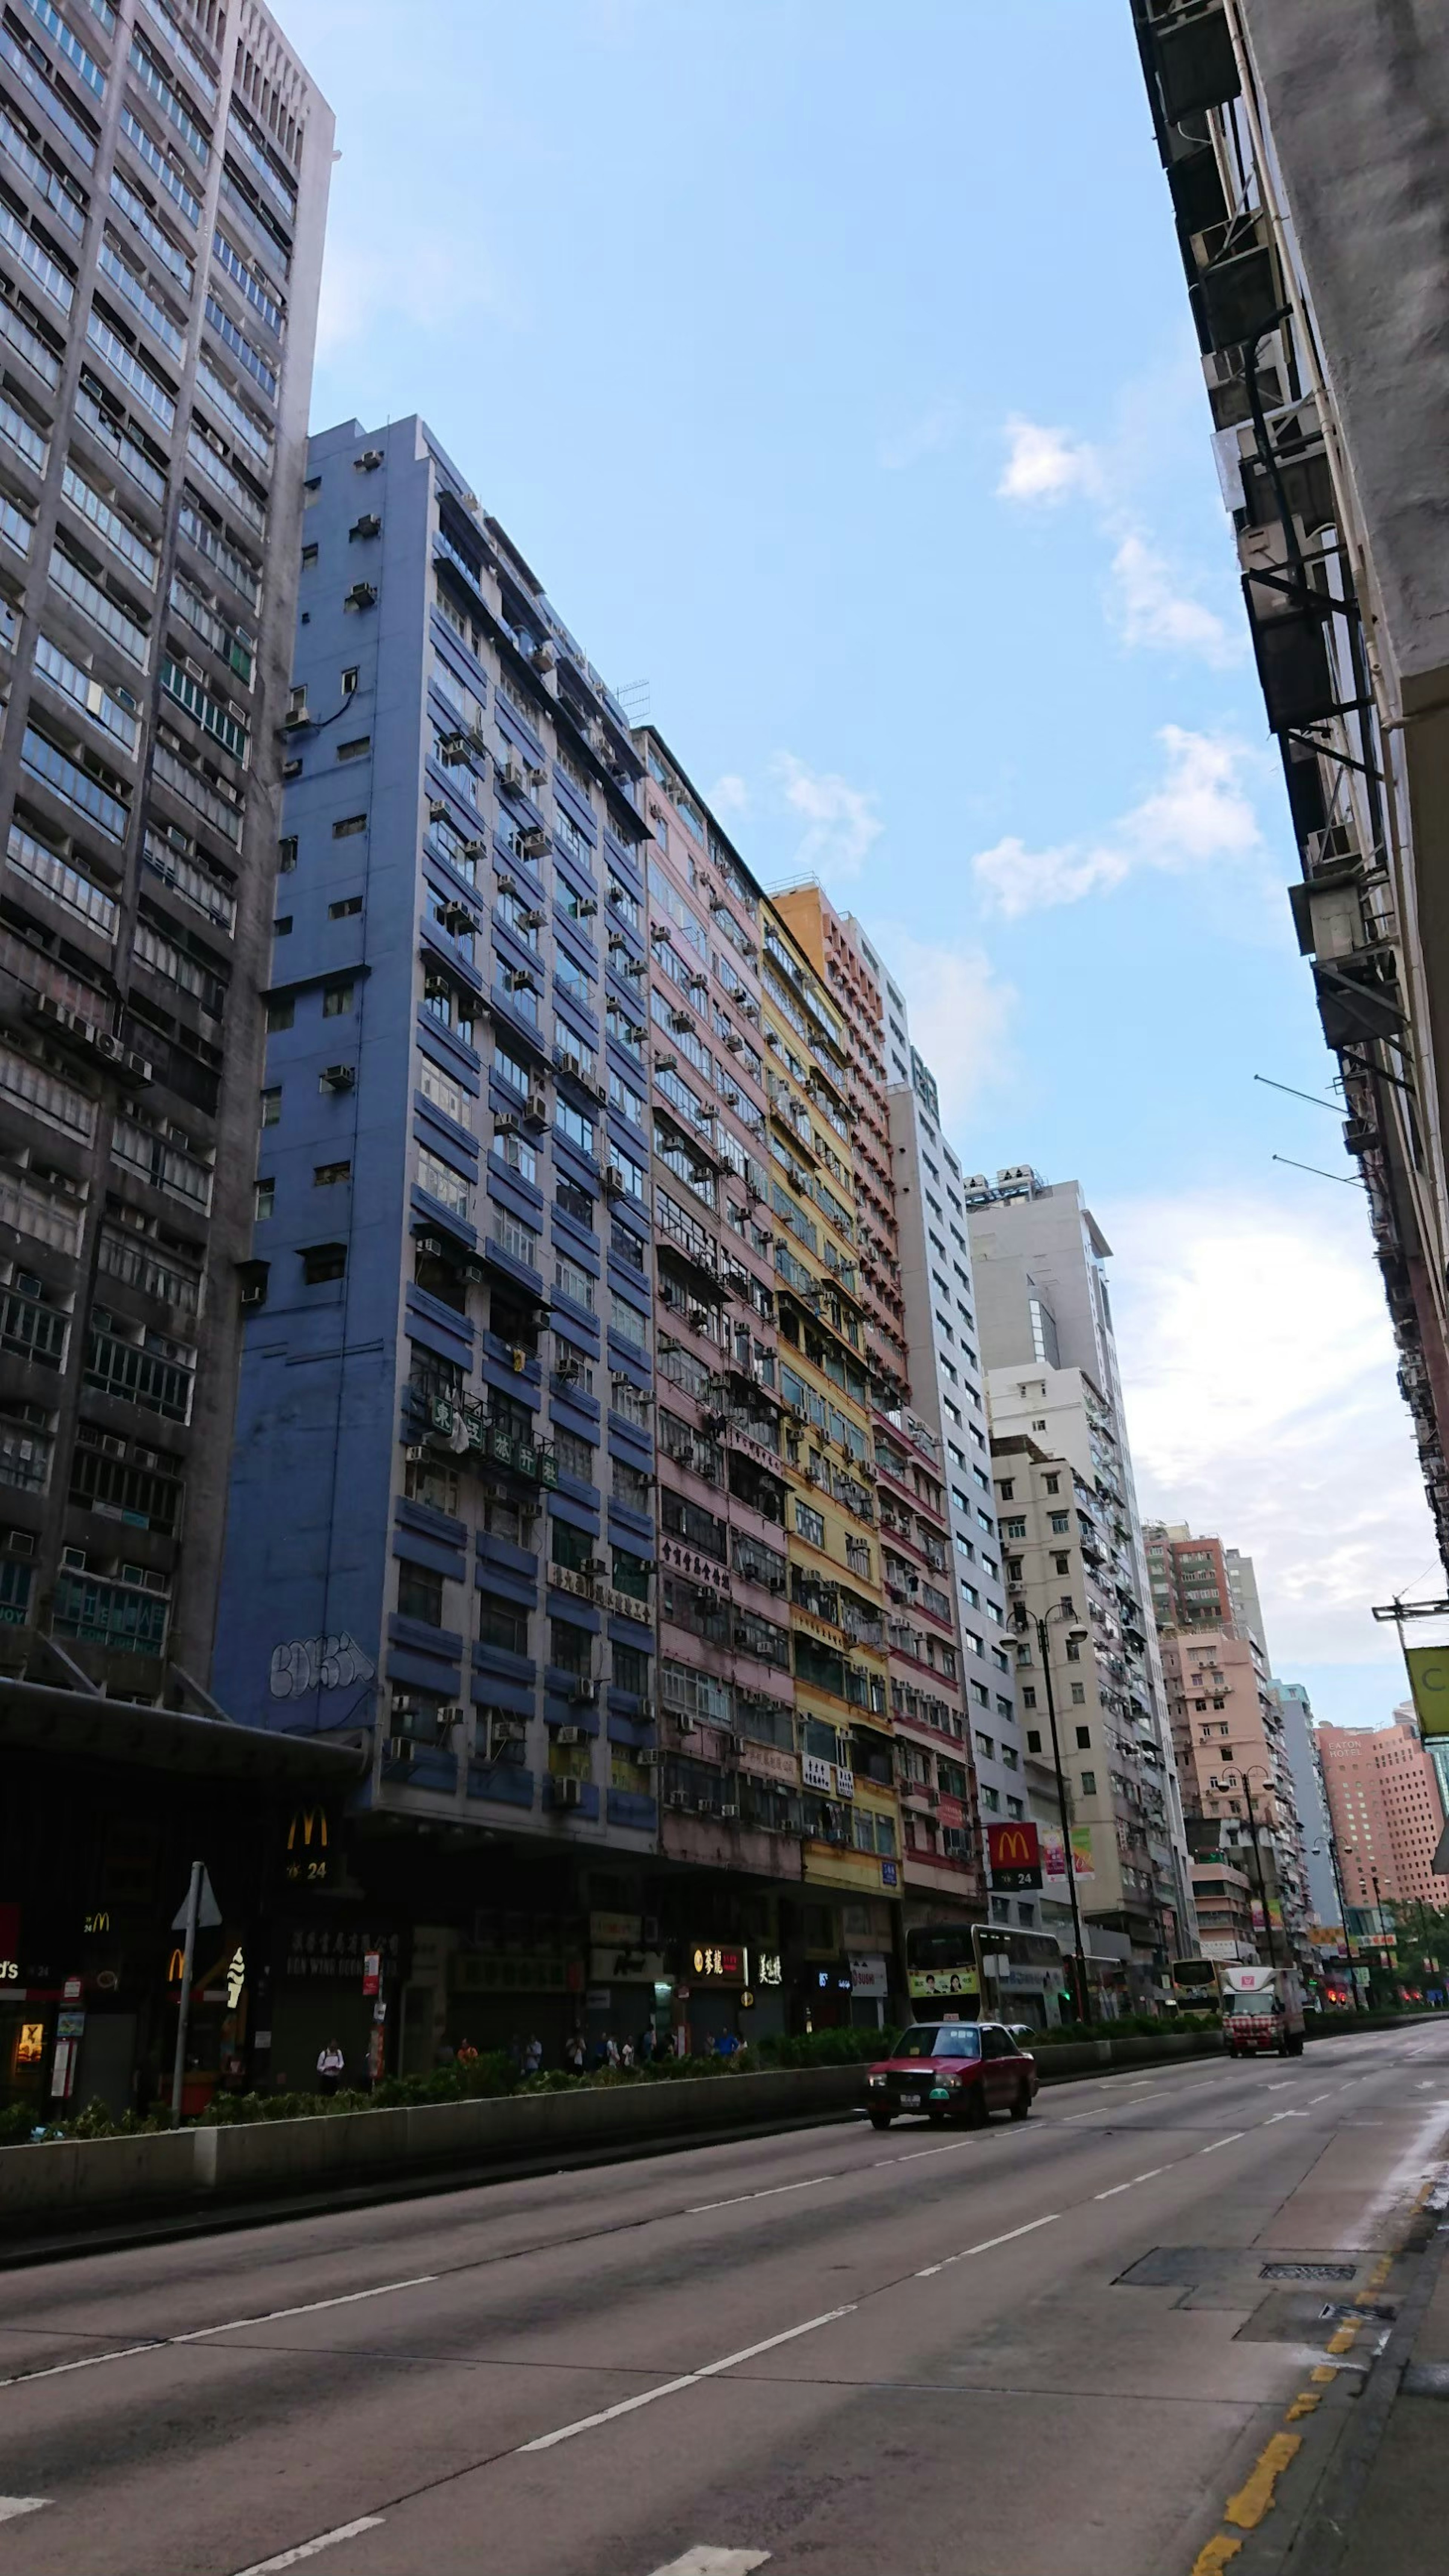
213;416;659;1854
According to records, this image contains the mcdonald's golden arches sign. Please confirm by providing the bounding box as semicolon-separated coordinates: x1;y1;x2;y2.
285;1806;332;1885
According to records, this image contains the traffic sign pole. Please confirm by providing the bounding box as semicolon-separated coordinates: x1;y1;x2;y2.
169;1861;202;2127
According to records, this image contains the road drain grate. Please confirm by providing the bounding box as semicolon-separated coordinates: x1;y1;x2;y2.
1260;2262;1356;2282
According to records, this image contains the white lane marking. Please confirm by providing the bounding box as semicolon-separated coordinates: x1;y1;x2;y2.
1;2278;440;2391
1197;2133;1247;2155
516;2306;855;2453
173;2276;438;2344
0;2342;158;2391
894;2142;975;2163
1267;2080;1293;2091
914;2211;1060;2277
1062;2110;1100;2123
1094;2166;1171;2199
1307;2091;1335;2105
233;2522;386;2575
0;2498;50;2523
648;2553;771;2576
687;2178;835;2216
1264;2111;1306;2124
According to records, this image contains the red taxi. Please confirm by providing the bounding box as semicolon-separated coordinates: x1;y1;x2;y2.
864;2018;1038;2128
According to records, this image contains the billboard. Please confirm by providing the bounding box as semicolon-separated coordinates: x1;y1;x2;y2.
1404;1645;1449;1740
1041;1825;1096;1888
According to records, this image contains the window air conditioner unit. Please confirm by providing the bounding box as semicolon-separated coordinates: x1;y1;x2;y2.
556;1775;584;1807
554;1725;584;1746
571;1677;599;1704
283;687;309;729
637;1747;661;1768
385;1737;414;1765
604;1166;626;1196
675;1714;697;1735
720;1803;740;1820
344;581;378;611
351;512;381;540
356;448;384;471
405;1444;426;1463
666;1790;691;1809
525;1092;548;1129
321;1063;356;1091
519;827;549;859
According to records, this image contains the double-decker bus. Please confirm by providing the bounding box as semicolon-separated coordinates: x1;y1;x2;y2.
906;1924;1067;2028
1170;1957;1224;2009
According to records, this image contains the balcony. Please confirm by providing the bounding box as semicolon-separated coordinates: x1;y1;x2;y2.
52;1568;168;1657
0;1166;83;1256
19;726;128;843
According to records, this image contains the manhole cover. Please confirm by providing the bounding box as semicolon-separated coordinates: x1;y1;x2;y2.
1260;2262;1356;2282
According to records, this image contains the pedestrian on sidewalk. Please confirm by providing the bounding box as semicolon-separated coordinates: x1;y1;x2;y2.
564;2032;585;2073
316;2041;345;2097
523;2032;543;2076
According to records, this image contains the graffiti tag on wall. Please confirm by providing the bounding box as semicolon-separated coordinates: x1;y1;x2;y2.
269;1633;377;1700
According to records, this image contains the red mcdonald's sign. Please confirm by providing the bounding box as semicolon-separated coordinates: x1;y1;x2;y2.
987;1820;1043;1890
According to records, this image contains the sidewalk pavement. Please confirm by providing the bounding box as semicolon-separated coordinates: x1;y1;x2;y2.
1280;2179;1449;2574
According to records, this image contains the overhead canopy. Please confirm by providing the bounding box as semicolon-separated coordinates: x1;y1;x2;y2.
0;1679;368;1786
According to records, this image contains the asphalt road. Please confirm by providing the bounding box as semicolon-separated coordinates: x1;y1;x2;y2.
2;2025;1447;2576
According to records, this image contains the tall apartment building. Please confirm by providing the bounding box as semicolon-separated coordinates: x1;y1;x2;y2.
1133;0;1449;1580
1156;1614;1310;1959
1273;1679;1339;1928
1319;1717;1449;1915
968;1172;1193;1985
774;891;988;1985
0;0;331;1689
634;732;801;2036
212;416;667;2054
761;890;903;2012
1143;1522;1310;1960
883;1036;1007;1933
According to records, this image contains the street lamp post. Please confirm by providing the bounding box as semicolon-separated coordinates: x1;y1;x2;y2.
1032;1607;1092;2028
1241;1768;1287;1986
1312;1827;1362;2011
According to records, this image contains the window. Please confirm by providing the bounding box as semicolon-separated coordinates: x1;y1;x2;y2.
1070;1681;1086;1705
794;1498;825;1549
417;1149;469;1218
492;1208;538;1267
337;736;370;763
1080;1769;1096;1797
479;1592;529;1655
612;1641;649;1695
549;1617;592;1678
254;1177;274;1219
301;542;318;567
555;1176;594;1229
420;1058;470;1127
1049;1511;1069;1534
332;814;366;839
1074;1725;1091;1750
1043;1473;1059;1496
555;1257;594;1312
494;1130;537;1184
273;915;292;936
397;1562;443;1626
302;1244;346;1284
555;1099;595;1157
314;1160;351;1187
553;1424;594;1482
493;1042;531;1095
267;996;294;1032
341;666;359;694
846;1535;871;1579
278;836;297;872
609;1290;646;1348
1002;1517;1026;1541
260;1086;281;1126
323;981;355;1018
1026;1729;1041;1753
1020;1686;1037;1710
329;896;363;919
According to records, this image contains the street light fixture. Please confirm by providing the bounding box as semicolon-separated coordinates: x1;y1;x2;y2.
1021;1600;1092;2028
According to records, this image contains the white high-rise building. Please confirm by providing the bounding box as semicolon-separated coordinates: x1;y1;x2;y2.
966;1171;1194;1985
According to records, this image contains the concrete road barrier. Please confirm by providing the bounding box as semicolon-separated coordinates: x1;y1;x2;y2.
1;2016;1435;2237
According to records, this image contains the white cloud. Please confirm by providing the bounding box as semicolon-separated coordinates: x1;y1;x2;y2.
973;723;1263;919
997;411;1240;667
707;773;751;820
315;226;506;363
1104;1187;1427;1671
997;414;1101;505
869;929;1016;1126
772;753;883;887
880;397;965;473
1109;532;1238;665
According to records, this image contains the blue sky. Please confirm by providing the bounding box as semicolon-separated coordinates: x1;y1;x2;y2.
281;0;1426;1724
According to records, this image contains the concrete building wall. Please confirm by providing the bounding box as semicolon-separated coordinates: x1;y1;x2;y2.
1316;1719;1449;1910
0;0;331;1692
1275;1680;1340;1926
968;1174;1193;1969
